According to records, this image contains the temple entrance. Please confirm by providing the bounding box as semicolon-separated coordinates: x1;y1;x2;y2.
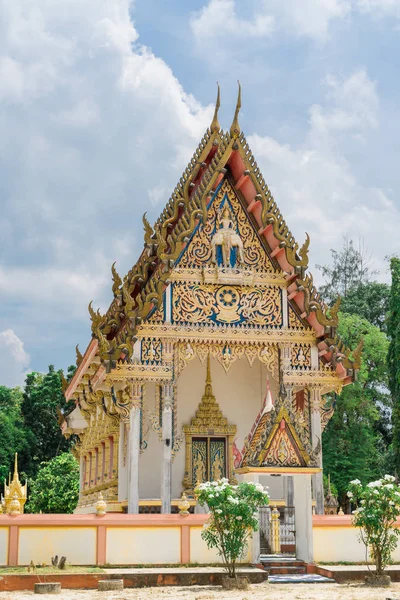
259;506;296;556
192;436;226;484
182;356;236;495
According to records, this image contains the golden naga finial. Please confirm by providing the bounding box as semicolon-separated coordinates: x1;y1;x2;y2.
111;262;122;297
75;344;83;367
60;370;69;392
88;301;105;333
230;81;242;138
210;82;221;134
352;338;364;369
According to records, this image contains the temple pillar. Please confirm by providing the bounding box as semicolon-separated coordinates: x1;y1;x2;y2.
310;387;324;515
293;474;313;563
161;383;173;514
128;383;142;514
118;421;128;501
241;472;260;562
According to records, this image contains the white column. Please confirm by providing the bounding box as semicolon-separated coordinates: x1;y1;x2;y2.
310;387;324;515
161;384;173;514
242;472;260;563
128;383;142;514
118;421;127;502
293;474;313;563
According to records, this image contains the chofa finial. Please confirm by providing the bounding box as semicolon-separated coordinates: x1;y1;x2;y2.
210;83;221;134
230;81;242;138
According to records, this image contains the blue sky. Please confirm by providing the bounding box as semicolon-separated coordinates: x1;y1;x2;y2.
1;0;400;386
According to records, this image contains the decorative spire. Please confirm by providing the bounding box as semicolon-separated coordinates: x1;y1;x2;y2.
210;83;221;134
230;81;242;138
13;453;19;482
206;353;213;391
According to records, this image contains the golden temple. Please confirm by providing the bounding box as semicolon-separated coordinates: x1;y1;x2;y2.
63;85;359;517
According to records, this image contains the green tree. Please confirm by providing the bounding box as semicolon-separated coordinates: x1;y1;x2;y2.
317;238;375;303
388;258;400;477
0;386;30;481
20;366;73;479
317;238;389;330
323;313;390;507
26;453;79;514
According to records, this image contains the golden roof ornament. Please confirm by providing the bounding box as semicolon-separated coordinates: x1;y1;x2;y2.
210;83;221;134
230;81;242;138
3;454;27;515
75;344;83;367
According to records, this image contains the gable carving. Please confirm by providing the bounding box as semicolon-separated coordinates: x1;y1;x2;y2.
178;179;275;273
171;282;282;327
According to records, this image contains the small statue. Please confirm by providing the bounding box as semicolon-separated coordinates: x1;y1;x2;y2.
178;493;190;516
95;492;107;517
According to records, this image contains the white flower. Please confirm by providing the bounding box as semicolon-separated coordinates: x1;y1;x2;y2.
237;516;242;520
368;480;382;488
215;509;223;514
384;475;395;482
385;484;394;490
347;491;353;499
350;479;361;485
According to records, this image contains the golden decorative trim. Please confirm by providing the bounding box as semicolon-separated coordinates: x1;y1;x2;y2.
106;362;173;383
137;323;316;344
169;267;287;286
235;467;322;474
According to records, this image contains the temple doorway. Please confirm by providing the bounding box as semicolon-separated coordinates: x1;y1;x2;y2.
192;436;227;484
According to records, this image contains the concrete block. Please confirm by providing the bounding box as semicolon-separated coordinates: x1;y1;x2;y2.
34;583;61;594
98;579;124;591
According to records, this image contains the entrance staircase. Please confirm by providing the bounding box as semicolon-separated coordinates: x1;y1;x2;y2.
259;555;333;584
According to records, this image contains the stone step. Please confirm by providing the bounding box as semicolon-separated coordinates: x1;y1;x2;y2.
269;574;333;584
268;566;307;575
261;560;305;568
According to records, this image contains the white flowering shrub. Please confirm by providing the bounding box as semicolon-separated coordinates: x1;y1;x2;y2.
196;478;269;578
348;476;400;574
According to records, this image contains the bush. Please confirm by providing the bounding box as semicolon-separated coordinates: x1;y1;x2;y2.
196;478;269;578
348;475;400;575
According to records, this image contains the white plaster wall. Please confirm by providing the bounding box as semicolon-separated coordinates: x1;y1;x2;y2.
314;524;400;563
139;382;162;499
172;356;278;498
106;527;180;564
190;527;251;563
18;527;96;565
0;527;8;565
259;475;284;501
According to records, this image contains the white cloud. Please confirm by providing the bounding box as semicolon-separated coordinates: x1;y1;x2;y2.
0;0;214;370
0;330;30;387
355;0;400;19
190;0;275;41
190;0;350;46
308;69;378;148
247;69;400;278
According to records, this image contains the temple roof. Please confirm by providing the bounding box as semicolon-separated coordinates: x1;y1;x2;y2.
66;84;361;401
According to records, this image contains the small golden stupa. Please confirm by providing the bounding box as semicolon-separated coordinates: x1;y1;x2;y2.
1;454;27;514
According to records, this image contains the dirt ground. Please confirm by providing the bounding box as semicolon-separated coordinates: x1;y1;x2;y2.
1;581;400;600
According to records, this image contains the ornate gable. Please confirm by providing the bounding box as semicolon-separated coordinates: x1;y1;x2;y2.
66;85;360;407
242;404;316;468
